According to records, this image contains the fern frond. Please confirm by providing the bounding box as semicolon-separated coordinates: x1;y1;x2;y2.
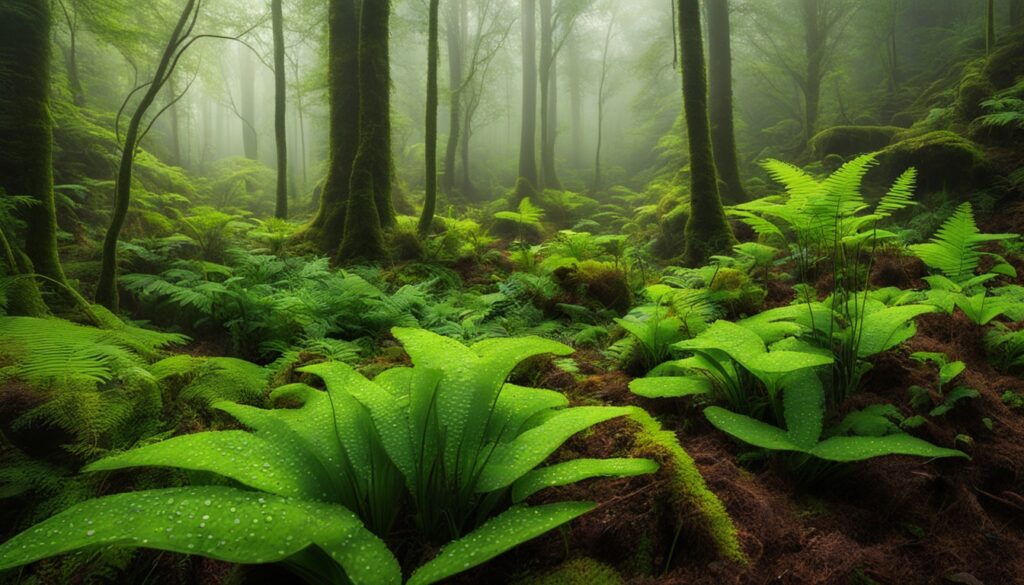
910;203;1018;283
875;168;918;218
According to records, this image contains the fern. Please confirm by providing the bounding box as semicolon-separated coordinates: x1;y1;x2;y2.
909;202;1018;283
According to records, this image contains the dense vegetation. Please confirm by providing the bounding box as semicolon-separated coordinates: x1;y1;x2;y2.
1;1;1024;584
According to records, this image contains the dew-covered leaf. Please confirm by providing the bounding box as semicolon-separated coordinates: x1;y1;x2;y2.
704;407;801;452
511;458;659;502
811;434;968;462
0;487;401;585
407;502;594;585
629;376;711;398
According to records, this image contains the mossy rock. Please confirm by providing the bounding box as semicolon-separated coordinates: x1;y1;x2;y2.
809;125;902;160
873;131;992;193
955;66;996;121
651;204;688;260
982;33;1024;90
514;558;623;585
552;260;633;315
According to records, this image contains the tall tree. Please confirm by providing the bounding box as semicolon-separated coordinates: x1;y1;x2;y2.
678;0;735;266
1013;0;1024;28
516;0;539;199
0;0;65;315
538;0;558;190
56;0;86;107
96;0;199;310
339;0;393;260
705;0;747;204
592;16;614;193
307;0;360;252
272;0;289;218
420;0;441;235
239;44;258;159
442;0;465;196
986;0;996;54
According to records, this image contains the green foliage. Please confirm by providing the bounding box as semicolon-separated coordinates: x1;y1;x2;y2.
0;329;655;584
985;323;1024;373
494;197;545;238
975;80;1024;129
150;355;268;407
517;558;624;585
909;202;1017;284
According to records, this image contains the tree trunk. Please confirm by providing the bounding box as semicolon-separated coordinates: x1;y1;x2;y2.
272;0;288;219
986;0;996;54
419;0;440;235
802;0;823;150
308;0;360;252
1012;0;1024;28
57;0;85;107
546;56;560;188
167;76;182;166
96;0;197;310
568;38;583;168
678;0;735;266
592;18;614;194
539;0;555;190
339;0;392;261
516;0;539;199
442;0;464;196
705;0;747;204
0;0;63;314
239;45;258;160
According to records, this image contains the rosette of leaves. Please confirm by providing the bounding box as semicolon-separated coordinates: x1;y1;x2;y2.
0;329;655;585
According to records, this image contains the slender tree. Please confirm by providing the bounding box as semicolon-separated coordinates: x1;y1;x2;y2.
272;0;288;218
56;0;86;107
0;0;64;315
96;0;199;310
339;0;392;260
539;0;557;190
516;0;539;199
986;0;996;54
420;0;441;235
592;17;614;193
239;44;258;160
308;0;360;252
678;0;735;266
1013;0;1024;28
442;0;465;196
705;0;747;203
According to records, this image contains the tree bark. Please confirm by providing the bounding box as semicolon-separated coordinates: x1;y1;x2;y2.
678;0;735;266
0;0;63;314
1012;0;1024;28
420;0;441;235
272;0;289;218
986;0;996;54
339;0;392;261
539;0;557;190
516;0;539;199
568;38;583;168
442;0;464;196
705;0;747;203
592;18;613;194
308;0;360;252
239;44;258;160
96;0;197;310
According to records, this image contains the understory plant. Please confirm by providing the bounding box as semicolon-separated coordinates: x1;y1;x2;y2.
0;328;657;585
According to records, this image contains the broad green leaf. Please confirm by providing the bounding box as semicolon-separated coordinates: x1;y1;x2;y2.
407;502;594;585
857;305;937;358
476;406;633;492
0;487;401;585
704;407;801;452
676;320;766;367
745;351;833;375
487;384;569;442
811;434;968;462
86;431;327;500
781;370;825;450
629;376;711;398
511;458;659;503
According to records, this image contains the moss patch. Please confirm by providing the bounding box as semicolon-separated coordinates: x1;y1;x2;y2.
809;125;902;160
874;130;992;193
514;557;624;585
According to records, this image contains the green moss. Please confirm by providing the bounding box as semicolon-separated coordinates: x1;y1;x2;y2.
809;125;902;160
955;65;996;120
553;260;633;314
709;267;765;316
652;204;689;260
151;355;268;408
875;131;991;193
514;558;623;585
628;408;746;564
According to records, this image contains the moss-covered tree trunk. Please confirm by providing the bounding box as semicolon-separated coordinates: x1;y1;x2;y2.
338;0;392;261
516;0;539;199
308;0;360;252
96;0;197;311
678;0;735;266
272;0;288;219
442;0;464;197
0;0;67;305
706;0;747;204
419;0;440;235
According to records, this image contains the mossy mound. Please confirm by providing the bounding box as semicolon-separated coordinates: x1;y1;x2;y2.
553;260;633;315
709;267;766;317
809;125;902;160
651;204;688;261
514;558;624;585
874;131;992;193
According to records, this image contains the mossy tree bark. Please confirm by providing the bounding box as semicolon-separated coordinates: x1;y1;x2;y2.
338;0;392;261
516;0;539;199
442;0;465;197
0;0;67;310
705;0;747;204
419;0;441;235
308;0;360;252
678;0;735;266
95;0;197;311
272;0;289;219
